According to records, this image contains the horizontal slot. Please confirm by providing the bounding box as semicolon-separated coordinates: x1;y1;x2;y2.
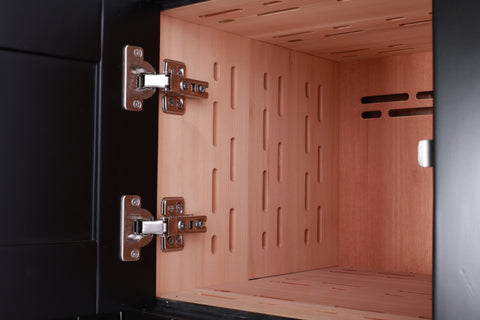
263;1;282;5
416;91;434;100
388;107;433;117
199;8;243;18
333;25;351;30
386;16;405;22
378;48;414;54
288;39;304;43
272;30;313;38
361;93;409;104
218;19;235;24
325;30;363;37
258;7;300;16
400;19;432;27
361;110;382;119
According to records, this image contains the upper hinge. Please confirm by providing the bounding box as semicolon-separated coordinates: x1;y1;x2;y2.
120;195;207;262
122;45;209;114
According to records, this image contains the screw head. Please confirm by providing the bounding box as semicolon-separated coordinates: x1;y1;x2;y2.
196;220;205;228
168;67;176;75
131;198;141;207
176;98;184;110
178;221;187;231
167;236;174;245
177;67;185;77
167;204;175;213
133;48;143;58
132;100;142;109
168;98;175;107
176;235;183;246
176;202;184;214
198;85;206;93
130;248;140;259
180;81;189;91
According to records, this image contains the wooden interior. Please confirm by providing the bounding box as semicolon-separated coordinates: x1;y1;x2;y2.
162;267;432;320
162;0;432;61
157;0;433;318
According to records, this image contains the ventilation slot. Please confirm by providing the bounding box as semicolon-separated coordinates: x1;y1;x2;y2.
212;168;218;213
361;93;409;104
277;142;283;182
378;48;414;54
231;66;237;109
213;62;220;81
262;232;268;249
258;7;300;17
305;172;310;210
277;207;282;247
304;229;310;245
361;110;382;119
199;8;243;18
317;146;322;183
263;170;269;212
211;235;217;254
400;20;432;27
213;102;218;146
305;115;310;154
263;109;269;151
229;209;235;252
230;138;236;181
416;91;434;100
263;1;282;6
318;85;323;121
278;76;284;116
388;107;433;117
317;206;323;243
272;31;313;38
264;73;268;90
325;30;363;38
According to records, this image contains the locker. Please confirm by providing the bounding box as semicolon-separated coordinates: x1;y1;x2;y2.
1;0;479;319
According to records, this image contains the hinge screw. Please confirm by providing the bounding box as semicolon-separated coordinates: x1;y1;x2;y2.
132;100;142;109
176;98;184;110
167;236;174;245
180;81;189;91
168;98;175;108
133;48;143;58
176;202;184;214
177;67;185;77
176;235;183;246
130;248;140;259
178;221;187;231
198;85;206;93
196;220;205;228
167;204;175;213
169;67;175;75
131;198;141;207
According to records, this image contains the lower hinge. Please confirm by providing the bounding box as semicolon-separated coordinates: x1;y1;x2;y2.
120;195;207;262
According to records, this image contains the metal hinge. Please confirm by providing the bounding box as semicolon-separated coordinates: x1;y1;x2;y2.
122;45;209;114
120;195;207;262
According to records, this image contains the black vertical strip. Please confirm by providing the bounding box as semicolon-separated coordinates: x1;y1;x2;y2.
434;0;480;319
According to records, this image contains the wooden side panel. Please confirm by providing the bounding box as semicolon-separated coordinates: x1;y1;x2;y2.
157;14;250;295
339;52;433;274
157;15;340;292
247;45;339;278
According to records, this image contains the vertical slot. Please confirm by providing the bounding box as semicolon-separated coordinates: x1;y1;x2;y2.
305;115;310;154
317;146;322;183
263;109;269;151
230;137;236;181
229;209;235;252
304;229;310;245
305;172;310;210
277;142;283;182
263;73;268;90
317;206;323;243
211;235;217;254
231;66;237;109
262;232;267;249
277;207;282;247
318;85;323;122
278;76;284;116
213;62;220;81
213;102;218;146
305;82;311;98
212;168;218;213
263;170;269;212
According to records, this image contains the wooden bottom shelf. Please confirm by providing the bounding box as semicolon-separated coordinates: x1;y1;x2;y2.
160;267;432;320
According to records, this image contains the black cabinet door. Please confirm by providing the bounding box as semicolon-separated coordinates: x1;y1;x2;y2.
0;0;203;319
434;0;480;319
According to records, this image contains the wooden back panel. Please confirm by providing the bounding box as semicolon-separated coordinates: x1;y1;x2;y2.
339;52;433;274
157;14;339;295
